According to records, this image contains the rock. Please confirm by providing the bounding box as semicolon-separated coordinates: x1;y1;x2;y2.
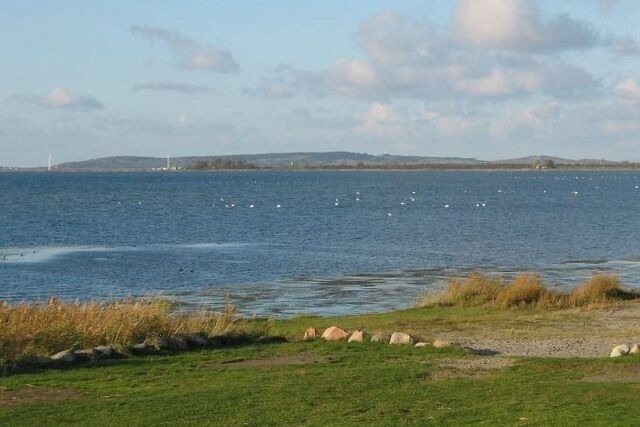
51;349;76;363
74;348;97;362
347;330;365;343
143;337;168;351
129;343;150;355
94;345;114;358
414;342;428;347
389;332;413;345
433;339;457;349
610;344;630;358
321;326;349;341
184;333;208;348
16;355;53;369
370;333;389;343
303;328;318;341
167;337;189;351
631;344;640;355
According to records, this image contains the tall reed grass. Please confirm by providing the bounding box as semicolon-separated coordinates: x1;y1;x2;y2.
0;297;249;361
419;273;639;309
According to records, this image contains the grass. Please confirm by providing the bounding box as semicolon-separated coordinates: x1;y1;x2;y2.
2;293;640;424
1;341;640;425
0;297;257;361
419;272;640;309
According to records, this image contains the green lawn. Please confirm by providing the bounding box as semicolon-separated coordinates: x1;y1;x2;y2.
2;340;640;426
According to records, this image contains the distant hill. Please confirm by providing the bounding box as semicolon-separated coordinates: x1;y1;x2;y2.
49;152;630;171
497;155;612;165
55;152;484;171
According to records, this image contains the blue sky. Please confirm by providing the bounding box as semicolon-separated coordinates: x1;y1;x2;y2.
2;0;640;166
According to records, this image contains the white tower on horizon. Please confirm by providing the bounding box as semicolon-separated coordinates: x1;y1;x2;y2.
48;154;52;171
166;155;170;170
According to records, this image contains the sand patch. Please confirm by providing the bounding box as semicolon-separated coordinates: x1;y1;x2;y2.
0;387;81;407
219;354;327;368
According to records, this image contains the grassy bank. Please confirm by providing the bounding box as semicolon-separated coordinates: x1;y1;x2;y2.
1;273;638;363
2;273;640;424
2;340;640;425
0;298;269;362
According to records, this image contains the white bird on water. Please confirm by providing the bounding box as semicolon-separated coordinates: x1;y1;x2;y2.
276;204;282;208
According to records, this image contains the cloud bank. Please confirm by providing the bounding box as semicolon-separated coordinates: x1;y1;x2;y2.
130;25;239;73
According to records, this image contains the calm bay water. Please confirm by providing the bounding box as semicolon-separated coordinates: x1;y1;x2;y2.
1;171;640;316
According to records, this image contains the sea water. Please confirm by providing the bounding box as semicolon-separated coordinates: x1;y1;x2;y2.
1;171;639;316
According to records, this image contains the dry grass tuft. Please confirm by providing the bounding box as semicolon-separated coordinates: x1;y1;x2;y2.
419;273;640;310
570;274;637;306
0;297;253;361
425;272;503;307
496;274;556;308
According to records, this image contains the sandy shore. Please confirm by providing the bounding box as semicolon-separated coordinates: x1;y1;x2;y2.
426;303;640;358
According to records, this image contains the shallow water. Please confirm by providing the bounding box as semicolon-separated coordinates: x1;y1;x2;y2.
1;171;639;316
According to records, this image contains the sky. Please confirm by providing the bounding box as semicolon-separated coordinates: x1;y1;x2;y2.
2;0;640;166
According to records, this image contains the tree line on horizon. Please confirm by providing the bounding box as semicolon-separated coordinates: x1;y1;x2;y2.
187;158;640;171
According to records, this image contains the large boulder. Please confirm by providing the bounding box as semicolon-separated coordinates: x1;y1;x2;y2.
389;332;413;345
51;349;76;363
610;344;630;358
321;326;349;341
347;330;365;343
303;328;318;341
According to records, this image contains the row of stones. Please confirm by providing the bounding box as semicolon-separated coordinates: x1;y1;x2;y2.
5;333;214;373
304;326;457;348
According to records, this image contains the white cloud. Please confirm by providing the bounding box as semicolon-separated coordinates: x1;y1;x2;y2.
452;0;599;52
130;25;239;73
176;113;189;126
254;7;599;102
10;87;104;110
132;82;213;94
599;0;617;14
614;78;640;99
610;37;640;56
524;101;563;120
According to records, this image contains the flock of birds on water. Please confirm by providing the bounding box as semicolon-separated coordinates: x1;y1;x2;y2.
2;175;640;263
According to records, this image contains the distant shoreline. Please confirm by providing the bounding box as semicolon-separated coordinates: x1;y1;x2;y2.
3;165;640;173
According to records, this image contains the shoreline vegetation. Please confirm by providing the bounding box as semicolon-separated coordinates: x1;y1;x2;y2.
2;273;638;367
4;273;640;423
